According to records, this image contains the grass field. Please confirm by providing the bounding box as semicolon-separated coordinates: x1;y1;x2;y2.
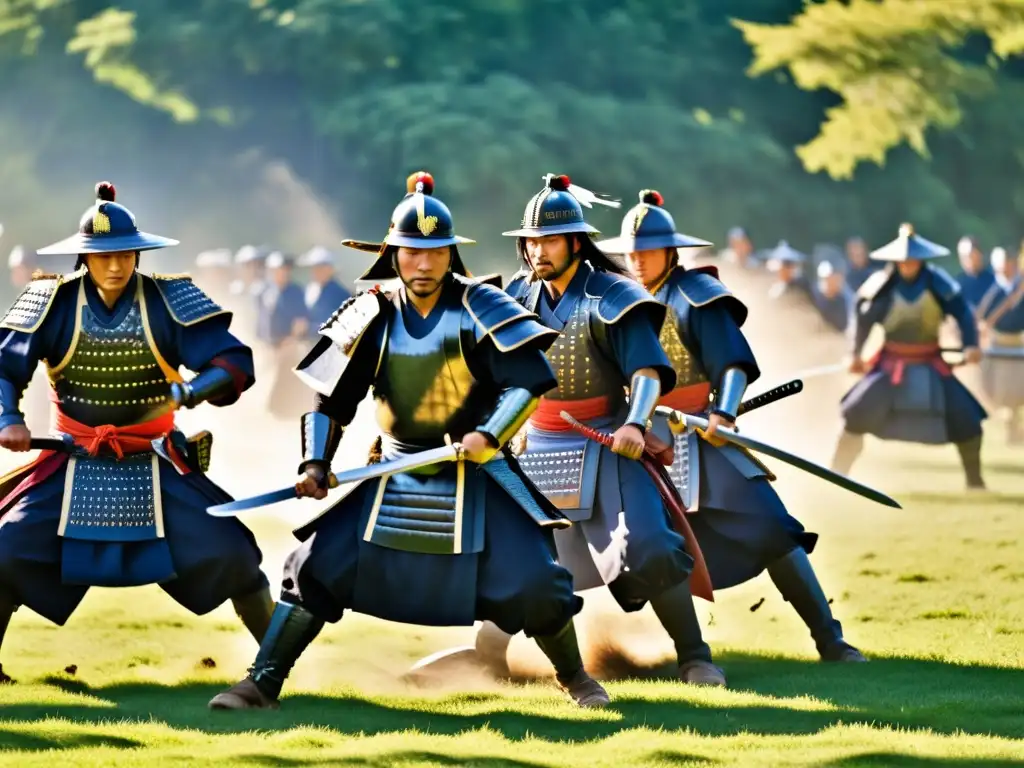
0;379;1022;766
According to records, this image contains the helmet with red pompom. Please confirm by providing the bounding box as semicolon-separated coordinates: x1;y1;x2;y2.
345;170;475;281
595;188;712;256
502;173;602;238
36;180;179;257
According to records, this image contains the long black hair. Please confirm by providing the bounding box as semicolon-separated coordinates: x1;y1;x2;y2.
517;234;626;283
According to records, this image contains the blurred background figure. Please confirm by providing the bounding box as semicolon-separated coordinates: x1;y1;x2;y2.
811;259;853;334
766;241;809;300
719;227;760;270
194;248;234;306
977;245;1024;444
956;236;995;312
258;251;310;420
6;246;49;434
297;246;352;332
229;244;270;343
844;236;879;292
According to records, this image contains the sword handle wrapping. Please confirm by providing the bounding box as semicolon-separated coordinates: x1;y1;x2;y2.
559;411;614;448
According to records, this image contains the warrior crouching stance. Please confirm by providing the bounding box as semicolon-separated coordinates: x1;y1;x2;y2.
0;182;272;682
602;190;865;682
210;174;607;709
831;225;987;489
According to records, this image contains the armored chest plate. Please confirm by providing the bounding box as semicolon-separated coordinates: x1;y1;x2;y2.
883;290;943;344
374;301;481;443
660;310;708;389
58;453;164;542
543;298;624;401
51;283;174;426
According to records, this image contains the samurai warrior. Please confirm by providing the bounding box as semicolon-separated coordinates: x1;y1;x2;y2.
831;224;987;489
463;174;723;683
209;173;608;710
600;190;866;683
977;246;1024;444
0;182;273;682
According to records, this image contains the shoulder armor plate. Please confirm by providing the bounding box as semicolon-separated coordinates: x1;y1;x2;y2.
0;273;78;333
669;267;748;326
506;271;532;303
857;268;893;301
320;290;387;354
926;264;961;302
149;274;228;326
463;280;557;353
589;270;666;326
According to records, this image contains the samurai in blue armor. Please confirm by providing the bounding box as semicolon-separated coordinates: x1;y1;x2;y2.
977;246;1024;444
831;225;988;489
599;190;865;683
0;182;273;683
209;173;608;710
465;174;724;683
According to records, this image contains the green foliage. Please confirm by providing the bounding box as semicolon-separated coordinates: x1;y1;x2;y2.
0;0;1022;260
739;0;1024;180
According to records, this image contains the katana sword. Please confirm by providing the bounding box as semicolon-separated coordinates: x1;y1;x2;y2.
668;411;901;509
207;441;466;517
736;379;803;416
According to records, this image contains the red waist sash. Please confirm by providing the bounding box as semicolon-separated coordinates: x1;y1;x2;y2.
871;341;951;385
658;382;712;415
529;395;612;432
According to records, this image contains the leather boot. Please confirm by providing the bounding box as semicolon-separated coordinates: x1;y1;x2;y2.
231;585;276;643
956;435;986;490
533;620;609;707
209;601;325;709
831;431;864;475
767;548;866;662
650;580;726;686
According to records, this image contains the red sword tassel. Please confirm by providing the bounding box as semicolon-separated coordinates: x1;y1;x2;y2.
560;411;714;602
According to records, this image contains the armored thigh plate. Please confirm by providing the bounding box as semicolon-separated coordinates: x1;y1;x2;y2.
59;453;164;542
651;413;700;510
515;429;602;520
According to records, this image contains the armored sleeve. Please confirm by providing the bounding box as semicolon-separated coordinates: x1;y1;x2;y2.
464;280;557;353
687;301;760;387
312;333;379;426
929;266;979;348
599;281;676;393
851;270;894;355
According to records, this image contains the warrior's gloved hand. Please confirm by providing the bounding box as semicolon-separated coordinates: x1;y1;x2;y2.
0;424;31;452
295;466;329;500
461;431;498;464
963;346;982;364
611;424;645;460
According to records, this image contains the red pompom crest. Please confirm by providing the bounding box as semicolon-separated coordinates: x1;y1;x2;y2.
406;171;435;195
95;181;116;202
640;189;663;206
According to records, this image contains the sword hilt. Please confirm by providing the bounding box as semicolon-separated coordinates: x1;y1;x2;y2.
559;411;615;448
736;379;803;416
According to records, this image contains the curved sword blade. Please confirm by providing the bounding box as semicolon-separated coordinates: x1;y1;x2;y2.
207;443;463;517
670;412;901;509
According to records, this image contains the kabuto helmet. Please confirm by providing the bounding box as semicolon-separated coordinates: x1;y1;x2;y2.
870;223;950;262
36;182;178;258
502;173;619;238
345;172;475;281
596;190;711;254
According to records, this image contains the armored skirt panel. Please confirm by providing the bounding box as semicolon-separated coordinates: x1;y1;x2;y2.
842;290;986;444
283;452;579;636
517;415;693;612
648;413;814;590
981;334;1024;407
0;456;266;624
373;293;496;444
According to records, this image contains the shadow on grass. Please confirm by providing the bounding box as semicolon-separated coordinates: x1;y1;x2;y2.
0;654;1020;750
0;727;143;751
823;755;1024;768
227;753;558;767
